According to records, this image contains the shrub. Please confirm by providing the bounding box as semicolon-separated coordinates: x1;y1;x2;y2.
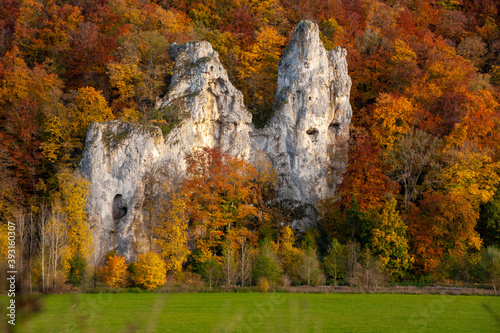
100;254;129;288
487;246;500;290
132;252;167;290
175;270;204;287
257;277;270;293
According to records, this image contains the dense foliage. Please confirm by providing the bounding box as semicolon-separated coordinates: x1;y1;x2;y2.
1;0;500;290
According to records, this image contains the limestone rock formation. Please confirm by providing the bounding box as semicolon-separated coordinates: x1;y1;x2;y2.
81;121;165;259
81;41;254;259
80;20;352;260
157;40;253;159
252;21;352;227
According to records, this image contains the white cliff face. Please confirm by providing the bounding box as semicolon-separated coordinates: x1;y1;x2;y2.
80;20;352;259
252;21;352;228
157;41;253;159
81;41;254;259
81;121;165;259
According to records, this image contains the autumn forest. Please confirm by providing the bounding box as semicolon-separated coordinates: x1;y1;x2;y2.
1;0;500;291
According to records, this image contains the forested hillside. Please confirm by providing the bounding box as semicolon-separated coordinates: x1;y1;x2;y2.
1;0;500;289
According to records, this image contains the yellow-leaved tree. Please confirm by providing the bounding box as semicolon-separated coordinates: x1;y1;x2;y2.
41;115;73;164
390;39;419;90
0;223;9;264
132;251;167;290
237;25;285;127
69;86;114;139
441;144;500;210
107;61;142;101
106;30;170;121
154;191;190;274
42;86;113;164
57;170;92;274
391;40;417;65
100;254;129;288
278;226;303;280
371;198;413;281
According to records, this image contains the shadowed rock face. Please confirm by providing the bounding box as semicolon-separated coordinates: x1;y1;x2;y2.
80;20;352;260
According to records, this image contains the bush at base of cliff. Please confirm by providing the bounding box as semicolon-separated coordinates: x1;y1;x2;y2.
100;254;129;288
132;252;167;290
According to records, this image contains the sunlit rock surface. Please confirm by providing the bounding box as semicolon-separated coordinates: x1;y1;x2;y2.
252;20;352;228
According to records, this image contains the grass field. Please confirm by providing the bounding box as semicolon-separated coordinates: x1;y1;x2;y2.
6;293;500;332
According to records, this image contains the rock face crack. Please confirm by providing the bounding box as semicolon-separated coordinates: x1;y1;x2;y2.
80;20;352;259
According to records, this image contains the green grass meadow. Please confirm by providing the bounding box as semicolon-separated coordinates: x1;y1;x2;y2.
6;293;500;332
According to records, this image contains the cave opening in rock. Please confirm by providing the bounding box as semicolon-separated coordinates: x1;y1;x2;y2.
112;194;127;220
329;122;340;135
306;127;319;136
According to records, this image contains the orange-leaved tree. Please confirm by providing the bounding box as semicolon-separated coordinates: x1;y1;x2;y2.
371;93;416;149
338;127;399;212
407;193;481;275
100;254;129;288
183;147;263;256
